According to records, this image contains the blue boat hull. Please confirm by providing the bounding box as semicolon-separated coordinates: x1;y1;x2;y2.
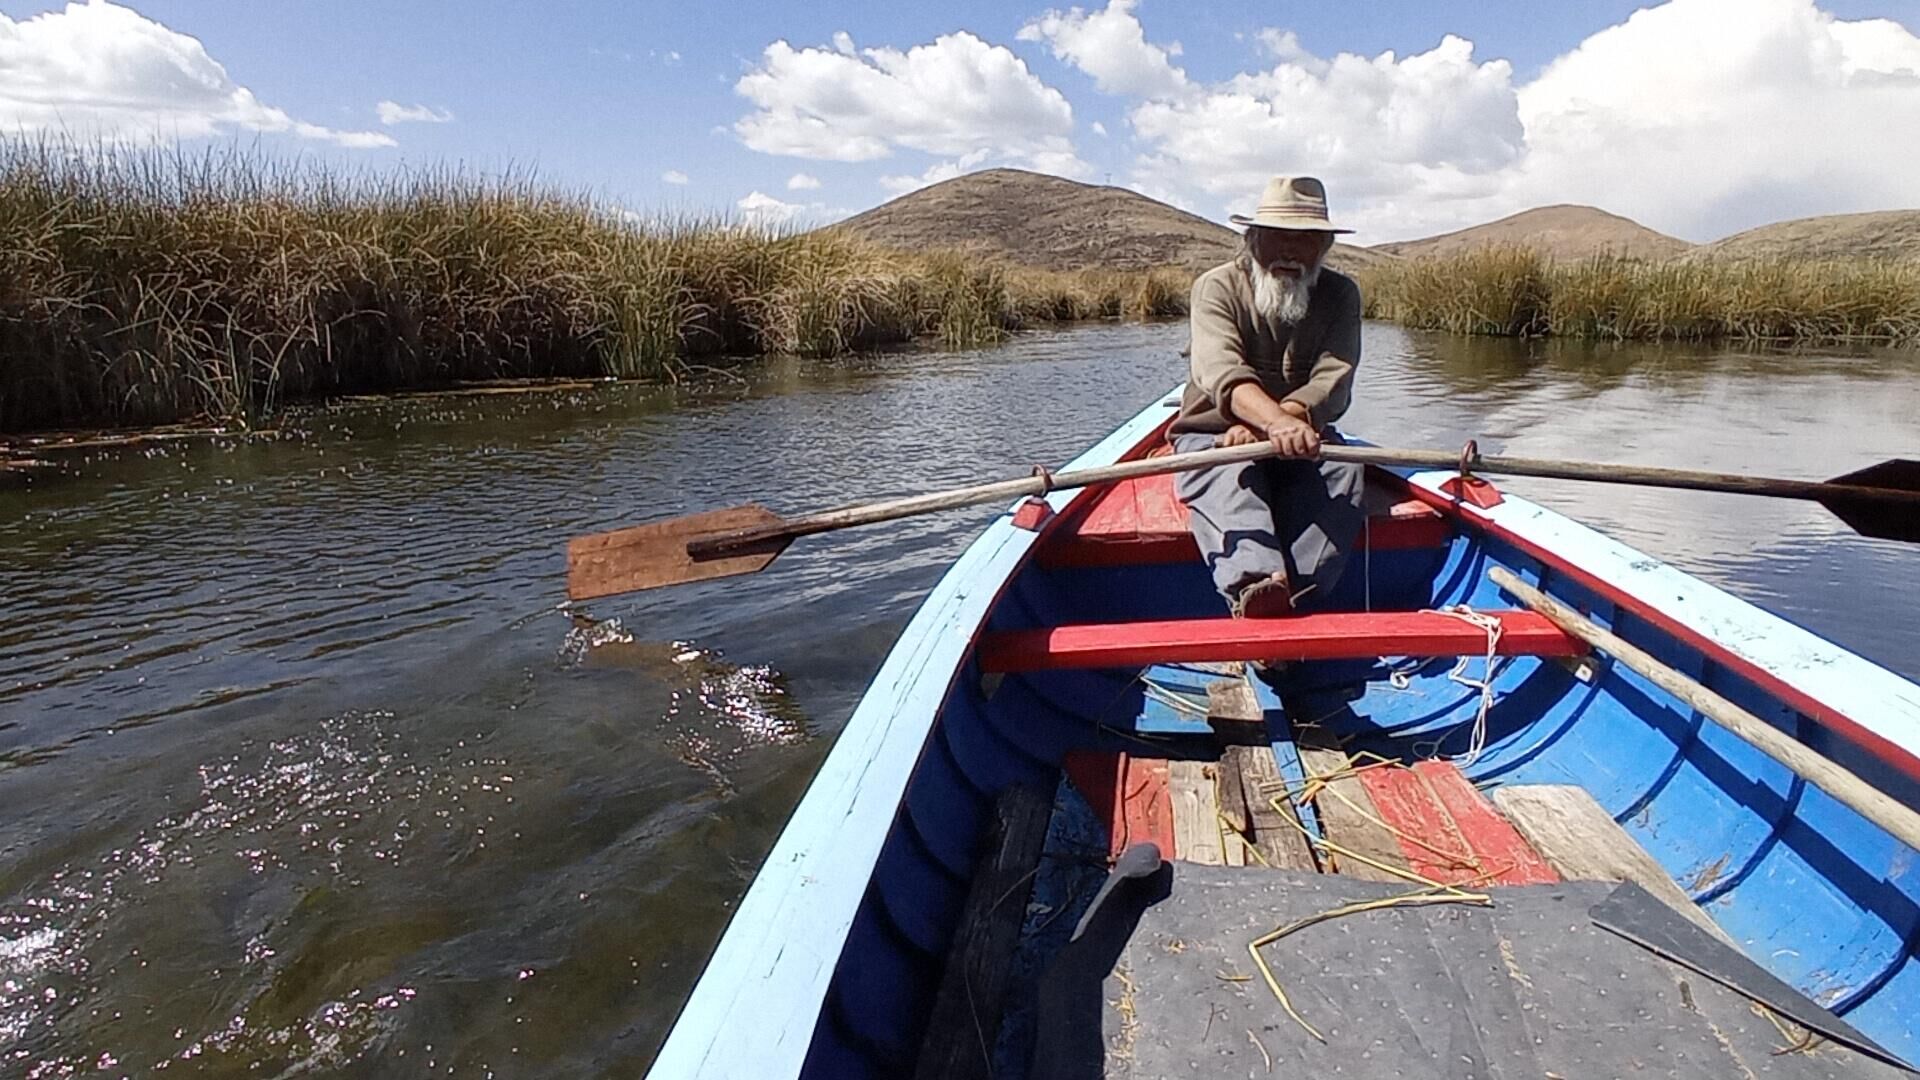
650;390;1920;1078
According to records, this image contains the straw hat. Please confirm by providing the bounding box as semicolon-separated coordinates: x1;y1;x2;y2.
1229;176;1353;234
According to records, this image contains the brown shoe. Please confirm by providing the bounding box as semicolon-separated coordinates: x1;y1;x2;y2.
1231;573;1295;619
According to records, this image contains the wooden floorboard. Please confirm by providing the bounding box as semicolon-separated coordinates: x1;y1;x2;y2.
912;783;1053;1080
1168;759;1227;866
1492;784;1732;942
1412;762;1559;885
1297;746;1413;882
1224;744;1318;871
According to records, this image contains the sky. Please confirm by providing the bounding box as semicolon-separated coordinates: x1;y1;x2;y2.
1;0;1917;243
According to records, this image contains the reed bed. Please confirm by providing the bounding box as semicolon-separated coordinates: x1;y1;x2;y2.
1358;247;1920;344
0;142;1184;433
8;139;1916;434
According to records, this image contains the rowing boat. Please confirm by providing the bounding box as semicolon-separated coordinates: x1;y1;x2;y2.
647;388;1920;1077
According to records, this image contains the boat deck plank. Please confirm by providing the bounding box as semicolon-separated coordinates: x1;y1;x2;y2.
1408;762;1559;885
1223;744;1318;871
1493;784;1733;942
1296;746;1411;881
1168;760;1229;866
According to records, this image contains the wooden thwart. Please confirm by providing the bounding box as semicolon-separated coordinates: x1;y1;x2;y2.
976;610;1581;673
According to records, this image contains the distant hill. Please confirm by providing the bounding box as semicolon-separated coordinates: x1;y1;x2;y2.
828;168;1390;275
1687;209;1920;262
1375;205;1692;261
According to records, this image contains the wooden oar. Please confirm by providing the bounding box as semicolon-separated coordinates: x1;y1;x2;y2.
566;444;1920;600
1490;567;1920;853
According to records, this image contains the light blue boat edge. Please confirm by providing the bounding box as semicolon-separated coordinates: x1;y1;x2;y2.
645;390;1185;1079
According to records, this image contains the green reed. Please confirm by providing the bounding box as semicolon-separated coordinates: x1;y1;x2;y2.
1359;247;1920;344
0;141;1184;433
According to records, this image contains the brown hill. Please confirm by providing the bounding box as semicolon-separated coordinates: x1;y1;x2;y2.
1687;209;1920;262
1376;205;1691;261
829;168;1389;275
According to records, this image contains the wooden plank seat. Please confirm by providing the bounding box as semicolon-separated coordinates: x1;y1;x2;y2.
976;610;1582;672
1038;463;1450;569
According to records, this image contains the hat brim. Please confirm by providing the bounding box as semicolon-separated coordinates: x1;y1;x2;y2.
1231;213;1355;234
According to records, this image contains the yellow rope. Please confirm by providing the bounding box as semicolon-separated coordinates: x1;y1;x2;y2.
1247;888;1492;1043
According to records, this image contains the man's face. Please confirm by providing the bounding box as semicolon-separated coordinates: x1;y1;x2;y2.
1247;227;1332;279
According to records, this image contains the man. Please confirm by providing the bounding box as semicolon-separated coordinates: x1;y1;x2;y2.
1168;175;1365;619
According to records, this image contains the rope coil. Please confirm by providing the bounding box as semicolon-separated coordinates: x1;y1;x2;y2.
1426;604;1505;765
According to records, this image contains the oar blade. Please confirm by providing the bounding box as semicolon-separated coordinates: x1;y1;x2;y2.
567;505;790;600
1822;459;1920;543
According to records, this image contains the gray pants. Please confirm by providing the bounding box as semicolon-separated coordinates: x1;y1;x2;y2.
1170;431;1366;611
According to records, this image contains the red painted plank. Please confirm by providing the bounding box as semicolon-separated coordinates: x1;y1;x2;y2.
1062;750;1178;859
976;611;1582;672
1412;761;1559;885
1357;765;1483;884
1116;754;1176;860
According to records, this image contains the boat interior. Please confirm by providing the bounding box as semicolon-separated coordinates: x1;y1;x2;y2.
801;442;1920;1078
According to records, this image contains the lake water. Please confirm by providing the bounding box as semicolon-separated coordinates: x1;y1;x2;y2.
2;322;1916;1076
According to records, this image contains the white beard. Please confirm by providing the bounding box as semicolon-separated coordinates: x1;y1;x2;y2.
1251;260;1319;325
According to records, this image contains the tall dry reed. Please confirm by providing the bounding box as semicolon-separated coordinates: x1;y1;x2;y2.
1359;247;1920;343
0;141;1185;433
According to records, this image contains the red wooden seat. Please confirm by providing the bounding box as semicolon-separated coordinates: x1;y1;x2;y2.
976;611;1581;672
1039;467;1449;569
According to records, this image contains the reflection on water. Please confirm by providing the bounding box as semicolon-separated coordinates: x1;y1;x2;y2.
1;321;1916;1075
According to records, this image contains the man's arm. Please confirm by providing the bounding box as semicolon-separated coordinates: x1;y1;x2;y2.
1224;383;1318;457
1188;274;1260;419
1224;279;1361;458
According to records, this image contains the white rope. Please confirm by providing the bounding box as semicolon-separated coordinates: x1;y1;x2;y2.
1422;604;1505;765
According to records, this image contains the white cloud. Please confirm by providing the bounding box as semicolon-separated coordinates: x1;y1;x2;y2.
1128;33;1523;234
1502;0;1920;240
376;101;453;125
662;170;690;185
1018;0;1189;100
832;31;856;57
736;190;847;228
0;1;394;148
733;31;1087;176
879;149;991;195
1091;120;1108;136
1072;0;1920;242
787;172;821;190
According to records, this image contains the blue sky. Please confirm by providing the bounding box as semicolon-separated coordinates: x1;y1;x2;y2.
3;0;1918;242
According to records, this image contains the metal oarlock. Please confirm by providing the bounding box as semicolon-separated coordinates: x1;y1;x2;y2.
1440;437;1504;508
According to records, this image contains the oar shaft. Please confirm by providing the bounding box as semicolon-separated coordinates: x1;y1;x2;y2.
686;442;1920;559
1490;567;1920;852
685;442;1281;558
1335;447;1920;506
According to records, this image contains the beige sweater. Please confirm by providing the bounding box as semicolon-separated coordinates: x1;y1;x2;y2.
1170;256;1362;435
